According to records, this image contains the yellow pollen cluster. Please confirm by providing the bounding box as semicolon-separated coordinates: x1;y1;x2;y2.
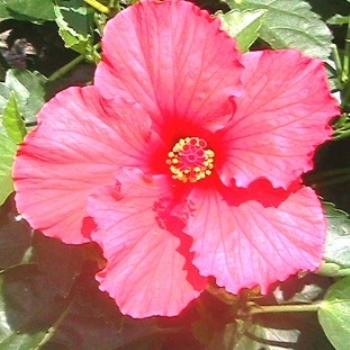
166;137;215;183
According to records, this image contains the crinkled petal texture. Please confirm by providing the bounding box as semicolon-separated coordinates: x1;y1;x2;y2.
185;185;325;293
95;0;242;130
88;169;206;318
14;86;156;244
13;0;338;319
220;50;339;188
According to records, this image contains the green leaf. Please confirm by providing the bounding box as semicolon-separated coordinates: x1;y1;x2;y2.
0;72;39;204
319;277;350;350
323;202;350;268
0;235;90;348
225;0;333;59
0;265;71;349
0;1;10;19
217;9;266;52
2;93;26;144
326;58;342;92
42;276;167;350
0;243;168;350
0;133;17;206
4;69;47;124
6;0;55;21
273;277;326;305
0;85;10;115
0;202;32;271
234;321;300;350
30;234;88;298
327;15;349;26
54;0;95;56
333;113;350;140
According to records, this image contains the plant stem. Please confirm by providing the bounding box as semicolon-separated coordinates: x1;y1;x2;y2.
84;0;110;14
332;44;342;76
341;80;350;107
306;166;350;189
342;16;350;82
250;303;320;315
109;0;116;8
313;174;350;188
317;262;350;277
335;268;350;277
48;55;85;82
317;262;340;277
306;167;350;183
34;299;74;349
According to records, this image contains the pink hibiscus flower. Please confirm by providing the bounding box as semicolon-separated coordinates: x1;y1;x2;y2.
14;0;339;318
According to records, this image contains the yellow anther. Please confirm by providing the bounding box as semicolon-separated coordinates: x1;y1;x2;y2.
206;150;214;157
166;136;215;183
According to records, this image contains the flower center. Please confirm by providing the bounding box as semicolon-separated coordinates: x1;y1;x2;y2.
166;137;215;183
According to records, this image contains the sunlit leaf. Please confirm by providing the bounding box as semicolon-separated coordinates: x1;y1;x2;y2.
327;15;349;26
54;0;95;56
0;1;10;19
6;0;55;22
323;202;350;268
0;85;10;115
225;0;333;59
218;9;265;51
319;277;350;350
0;133;17;206
4;69;47;124
2;93;26;144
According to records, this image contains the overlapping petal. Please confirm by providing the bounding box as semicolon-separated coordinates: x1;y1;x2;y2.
14;86;157;244
88;169;206;318
185;184;325;293
95;0;243;131
12;0;338;318
219;50;339;188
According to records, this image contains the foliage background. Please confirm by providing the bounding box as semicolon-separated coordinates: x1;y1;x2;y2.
0;0;350;349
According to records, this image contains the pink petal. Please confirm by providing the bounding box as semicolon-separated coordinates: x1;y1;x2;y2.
14;86;157;244
95;0;242;130
185;183;326;294
88;169;206;318
219;50;339;188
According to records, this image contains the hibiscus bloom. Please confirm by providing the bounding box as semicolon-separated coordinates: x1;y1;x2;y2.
14;0;339;318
